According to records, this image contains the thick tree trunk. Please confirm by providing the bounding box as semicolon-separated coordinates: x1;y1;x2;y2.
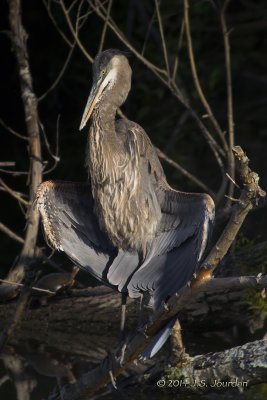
0;274;265;357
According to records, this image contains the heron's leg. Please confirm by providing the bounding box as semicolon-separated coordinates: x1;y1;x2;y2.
106;350;117;389
137;292;144;328
119;292;127;341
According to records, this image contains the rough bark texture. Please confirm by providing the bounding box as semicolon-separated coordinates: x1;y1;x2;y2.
1;0;42;292
156;339;267;394
0;0;43;351
0;273;266;343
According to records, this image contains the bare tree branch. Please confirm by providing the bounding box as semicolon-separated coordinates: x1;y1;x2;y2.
0;162;16;167
163;110;189;154
220;0;235;205
154;0;170;79
0;178;29;206
59;0;94;62
0;0;43;350
38;44;75;101
91;0;168;76
42;0;73;47
172;17;185;81
98;0;113;53
0;279;55;295
0;169;28;176
0;118;28;141
0;221;24;244
184;0;228;151
155;147;215;196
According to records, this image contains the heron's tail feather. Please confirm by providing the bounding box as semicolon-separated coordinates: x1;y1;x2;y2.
140;317;177;359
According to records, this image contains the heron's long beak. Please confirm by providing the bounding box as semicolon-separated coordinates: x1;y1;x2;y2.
79;79;103;130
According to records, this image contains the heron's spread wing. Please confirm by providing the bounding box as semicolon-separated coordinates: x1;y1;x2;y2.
36;181;116;284
127;188;215;309
37;179;214;309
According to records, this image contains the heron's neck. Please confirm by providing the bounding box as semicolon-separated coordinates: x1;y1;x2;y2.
93;103;118;139
86;104;122;175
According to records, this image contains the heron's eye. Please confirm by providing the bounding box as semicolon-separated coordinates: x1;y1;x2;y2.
101;70;106;75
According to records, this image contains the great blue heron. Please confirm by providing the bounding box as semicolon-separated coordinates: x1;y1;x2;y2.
37;49;214;357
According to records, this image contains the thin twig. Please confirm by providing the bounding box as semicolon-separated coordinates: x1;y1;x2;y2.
183;0;227;151
43;114;61;175
91;0;168;76
172;18;185;81
0;279;56;295
59;0;94;62
156;147;215;196
67;0;79;13
220;0;235;204
0;169;28;175
0;118;28;141
42;0;73;47
0;221;24;244
163;110;189;154
39;120;60;173
141;3;156;56
0;219;66;273
38;44;75;101
226;172;240;189
224;194;241;203
0;178;29;206
154;0;170;79
0;162;15;167
98;0;113;53
76;1;94;29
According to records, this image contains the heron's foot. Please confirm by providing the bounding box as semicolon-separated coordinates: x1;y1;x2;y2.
106;350;117;390
117;336;130;366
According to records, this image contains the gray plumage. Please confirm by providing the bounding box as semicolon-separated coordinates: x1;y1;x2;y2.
37;49;215;355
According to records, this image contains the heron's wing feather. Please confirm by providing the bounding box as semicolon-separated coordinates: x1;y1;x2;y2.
36;181;116;283
156;187;214;258
127;188;215;308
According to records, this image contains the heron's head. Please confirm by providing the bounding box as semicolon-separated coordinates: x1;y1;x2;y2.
79;49;132;130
